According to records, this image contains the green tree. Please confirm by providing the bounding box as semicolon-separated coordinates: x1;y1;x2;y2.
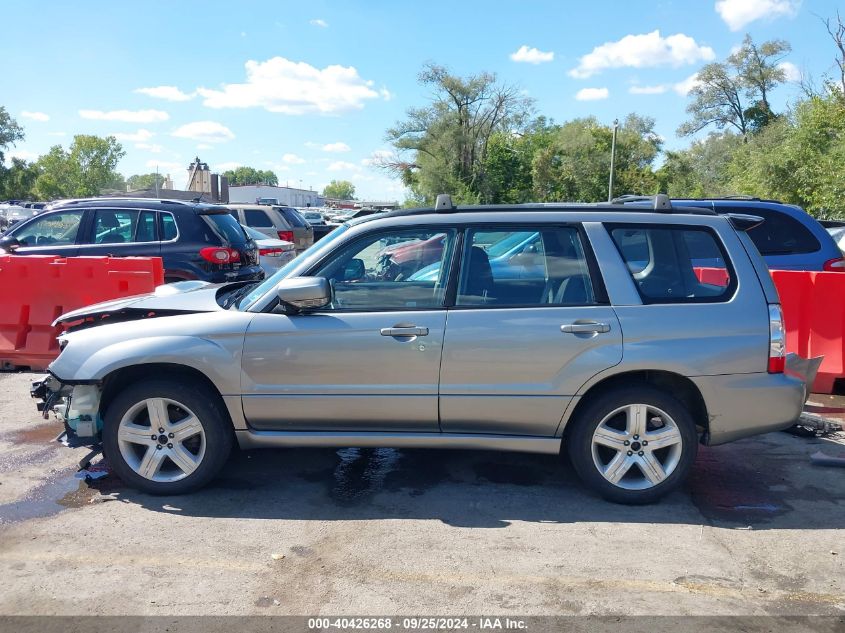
384;63;534;204
0;106;24;166
223;166;278;186
33;135;125;199
730;35;791;130
0;158;39;200
678;62;749;137
532;115;661;202
656;132;743;197
127;172;166;191
322;179;356;200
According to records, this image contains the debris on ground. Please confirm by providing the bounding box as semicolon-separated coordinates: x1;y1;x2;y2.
784;412;843;438
75;456;110;481
810;451;845;468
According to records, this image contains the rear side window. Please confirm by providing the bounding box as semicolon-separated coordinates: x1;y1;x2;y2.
244;209;273;228
275;206;307;227
92;209;138;244
199;213;248;245
609;225;734;303
161;213;178;240
740;208;820;255
456;227;596;307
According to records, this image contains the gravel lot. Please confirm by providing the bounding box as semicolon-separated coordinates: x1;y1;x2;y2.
0;371;843;616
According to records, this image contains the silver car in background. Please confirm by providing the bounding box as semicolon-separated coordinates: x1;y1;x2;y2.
241;224;296;275
31;195;807;504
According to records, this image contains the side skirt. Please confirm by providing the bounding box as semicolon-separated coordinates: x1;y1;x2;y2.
235;430;561;454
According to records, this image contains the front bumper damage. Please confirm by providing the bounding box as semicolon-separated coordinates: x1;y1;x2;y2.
30;374;103;449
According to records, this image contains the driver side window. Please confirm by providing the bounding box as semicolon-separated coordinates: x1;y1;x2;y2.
14;211;84;247
313;229;456;310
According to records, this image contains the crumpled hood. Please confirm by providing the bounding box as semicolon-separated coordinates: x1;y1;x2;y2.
53;280;227;326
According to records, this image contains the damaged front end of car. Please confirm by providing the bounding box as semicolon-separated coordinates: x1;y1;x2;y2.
30;373;103;449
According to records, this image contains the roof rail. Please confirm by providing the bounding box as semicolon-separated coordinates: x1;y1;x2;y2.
611;194;672;212
435;193;456;212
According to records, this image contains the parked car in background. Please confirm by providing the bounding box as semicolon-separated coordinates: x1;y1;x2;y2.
299;209;335;241
617;197;845;272
227;204;313;254
241;224;296;275
33;194;807;503
0;198;263;284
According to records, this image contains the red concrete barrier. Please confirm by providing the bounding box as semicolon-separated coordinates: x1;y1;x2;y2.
771;270;845;394
0;255;164;370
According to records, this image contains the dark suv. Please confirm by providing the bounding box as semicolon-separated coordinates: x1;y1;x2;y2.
0;198;263;283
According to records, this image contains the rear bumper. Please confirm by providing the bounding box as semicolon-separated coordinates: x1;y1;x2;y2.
205;265;264;283
692;372;805;445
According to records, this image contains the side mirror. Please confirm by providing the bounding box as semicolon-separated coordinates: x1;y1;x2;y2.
342;258;365;281
275;277;331;312
0;235;21;252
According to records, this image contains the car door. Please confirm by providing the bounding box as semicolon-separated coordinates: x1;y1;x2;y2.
240;226;457;432
7;209;85;257
439;225;623;437
77;208;161;259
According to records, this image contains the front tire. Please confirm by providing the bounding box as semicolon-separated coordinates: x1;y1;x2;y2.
102;379;233;495
566;385;698;504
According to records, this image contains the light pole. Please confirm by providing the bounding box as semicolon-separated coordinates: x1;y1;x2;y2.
607;118;619;202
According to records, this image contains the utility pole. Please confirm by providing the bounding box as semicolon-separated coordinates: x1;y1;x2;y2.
607;118;619;202
155;165;160;197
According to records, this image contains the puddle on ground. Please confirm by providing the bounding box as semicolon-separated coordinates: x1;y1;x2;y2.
3;422;64;444
0;466;122;525
687;446;793;525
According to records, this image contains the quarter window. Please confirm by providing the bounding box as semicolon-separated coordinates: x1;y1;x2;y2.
456;227;596;307
14;211;84;247
161;213;178;240
609;225;734;303
313;229;456;310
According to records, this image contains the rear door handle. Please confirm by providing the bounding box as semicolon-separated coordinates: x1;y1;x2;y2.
561;322;610;334
380;326;429;337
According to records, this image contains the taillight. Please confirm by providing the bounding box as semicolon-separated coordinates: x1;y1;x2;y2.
277;230;294;242
259;248;285;257
823;257;845;271
199;247;240;264
768;304;786;373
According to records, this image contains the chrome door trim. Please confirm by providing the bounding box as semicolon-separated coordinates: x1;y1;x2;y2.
235;429;561;454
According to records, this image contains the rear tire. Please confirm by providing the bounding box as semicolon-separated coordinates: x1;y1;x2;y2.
566;385;698;504
102;378;233;495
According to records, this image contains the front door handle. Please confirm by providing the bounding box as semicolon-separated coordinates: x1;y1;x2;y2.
380;326;429;337
561;322;610;334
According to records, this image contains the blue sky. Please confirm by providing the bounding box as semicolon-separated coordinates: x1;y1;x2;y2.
3;0;843;200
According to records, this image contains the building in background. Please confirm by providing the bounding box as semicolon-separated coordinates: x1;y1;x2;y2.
114;157;229;203
228;184;324;207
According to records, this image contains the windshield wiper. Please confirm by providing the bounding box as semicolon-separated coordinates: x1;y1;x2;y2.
222;282;259;309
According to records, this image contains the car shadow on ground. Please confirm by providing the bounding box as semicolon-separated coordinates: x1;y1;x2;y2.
83;433;845;530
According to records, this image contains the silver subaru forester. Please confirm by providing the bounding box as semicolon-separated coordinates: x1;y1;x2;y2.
32;194;807;503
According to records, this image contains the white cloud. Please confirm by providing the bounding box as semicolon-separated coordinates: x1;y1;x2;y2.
47;131;66;137
196;56;381;115
135;86;194;101
79;109;169;123
328;161;358;171
510;45;555;64
214;161;242;172
8;149;37;162
715;0;800;31
20;111;49;122
283;153;306;164
171;121;235;143
362;149;394;167
322;142;351;153
379;87;394;101
778;61;801;82
629;84;667;95
304;141;320;148
310;18;328;27
674;73;703;96
112;129;155;142
575;87;609;101
196;143;213;150
569;30;715;78
136;143;163;153
145;159;183;173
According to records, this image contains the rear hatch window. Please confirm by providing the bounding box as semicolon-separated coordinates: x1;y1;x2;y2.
275;206;310;228
198;211;258;267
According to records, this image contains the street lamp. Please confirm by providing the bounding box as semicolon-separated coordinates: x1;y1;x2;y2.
607;118;619;202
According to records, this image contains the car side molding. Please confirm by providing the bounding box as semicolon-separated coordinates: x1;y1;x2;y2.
235;429;562;454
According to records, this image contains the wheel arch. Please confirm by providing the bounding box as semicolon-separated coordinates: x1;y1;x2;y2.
561;370;709;443
100;363;237;430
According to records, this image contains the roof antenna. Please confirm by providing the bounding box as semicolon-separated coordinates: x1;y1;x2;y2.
435;193;455;212
653;194;672;212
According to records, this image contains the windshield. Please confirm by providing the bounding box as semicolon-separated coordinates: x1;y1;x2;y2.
237;224;350;310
